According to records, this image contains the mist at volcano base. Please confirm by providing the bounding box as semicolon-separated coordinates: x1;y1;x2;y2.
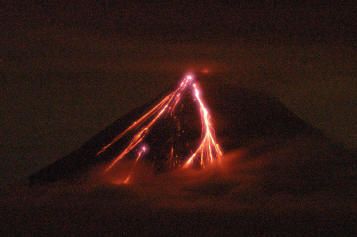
1;137;355;236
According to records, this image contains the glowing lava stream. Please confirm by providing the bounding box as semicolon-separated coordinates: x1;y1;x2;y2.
97;74;223;179
183;83;223;168
122;145;147;184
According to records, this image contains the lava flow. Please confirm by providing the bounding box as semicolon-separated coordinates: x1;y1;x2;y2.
97;74;223;183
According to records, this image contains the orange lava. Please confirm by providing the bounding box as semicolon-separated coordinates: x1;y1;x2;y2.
183;83;223;168
97;74;223;182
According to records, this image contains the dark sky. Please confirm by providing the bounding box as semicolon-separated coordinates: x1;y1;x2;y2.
3;1;356;41
1;1;356;184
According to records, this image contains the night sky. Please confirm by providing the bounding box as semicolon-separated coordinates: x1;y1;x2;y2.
1;1;356;184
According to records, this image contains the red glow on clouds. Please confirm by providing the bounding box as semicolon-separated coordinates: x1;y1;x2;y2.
201;68;210;74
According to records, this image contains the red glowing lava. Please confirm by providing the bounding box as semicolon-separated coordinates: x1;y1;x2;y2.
97;74;222;182
183;82;223;168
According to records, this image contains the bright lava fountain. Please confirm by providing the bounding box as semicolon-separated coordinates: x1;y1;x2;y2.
96;74;223;183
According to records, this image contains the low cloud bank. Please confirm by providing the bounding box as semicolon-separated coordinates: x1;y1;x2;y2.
1;136;355;235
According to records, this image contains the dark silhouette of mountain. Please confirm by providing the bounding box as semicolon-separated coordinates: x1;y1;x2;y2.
29;77;328;184
4;77;354;236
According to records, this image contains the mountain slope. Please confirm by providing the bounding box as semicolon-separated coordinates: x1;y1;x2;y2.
29;77;325;184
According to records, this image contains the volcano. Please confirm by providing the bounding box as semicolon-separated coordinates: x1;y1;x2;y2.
8;74;356;236
29;74;325;184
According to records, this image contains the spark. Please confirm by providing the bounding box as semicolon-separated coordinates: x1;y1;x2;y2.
97;74;223;181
